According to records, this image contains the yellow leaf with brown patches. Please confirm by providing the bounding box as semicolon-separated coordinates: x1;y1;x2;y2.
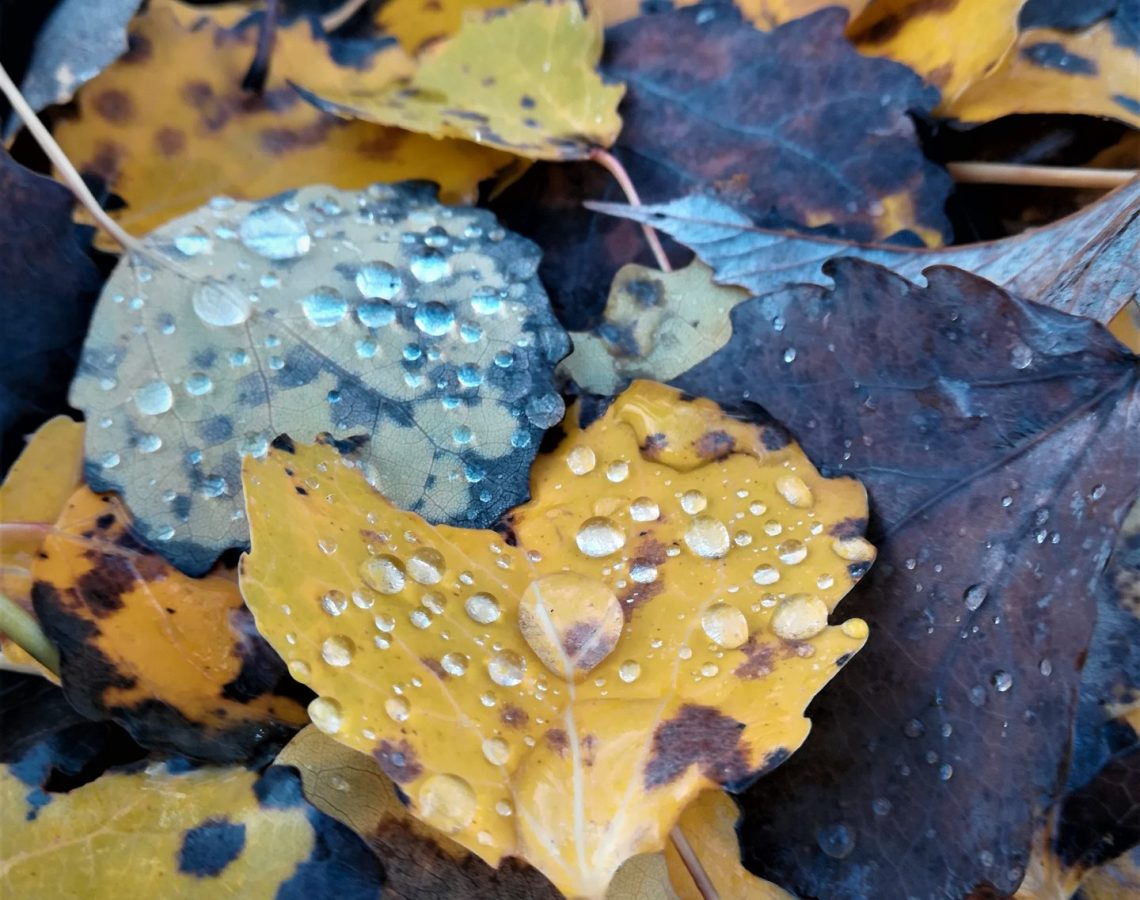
377;0;518;52
297;0;625;160
53;0;512;241
30;488;306;762
240;381;873;897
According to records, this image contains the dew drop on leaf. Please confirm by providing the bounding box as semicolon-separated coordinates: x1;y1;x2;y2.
618;660;642;683
409;248;451;283
680;489;708;514
239;205;311;260
419;773;477;834
133;379;173;416
753;563;780;585
407;548;446;585
576;516;625;557
360;555;407;594
525;392;565;429
308;696;343;734
482;737;510;765
776;474;814;508
683;516;729;558
991;670;1013;692
321;590;348;616
184;372;213;396
701;601;749;649
771;594;829;641
817;823;856;859
777;538;807;565
321;635;355;667
964;583;988;611
465;591;501;624
441;652;468;676
414;301;456;336
566;446;596;475
355;262;403;300
191;279;252;327
488;650;526;686
385;696;410;722
301;287;348;327
629;497;660;521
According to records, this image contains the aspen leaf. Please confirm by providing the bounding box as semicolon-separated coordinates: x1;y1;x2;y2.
376;0;519;52
296;0;625;160
70;183;569;574
240;380;873;897
30;487;306;762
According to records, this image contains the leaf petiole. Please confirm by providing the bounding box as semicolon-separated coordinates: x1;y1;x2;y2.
0;592;60;676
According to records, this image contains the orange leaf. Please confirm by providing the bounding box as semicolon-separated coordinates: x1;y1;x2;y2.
240;380;873;896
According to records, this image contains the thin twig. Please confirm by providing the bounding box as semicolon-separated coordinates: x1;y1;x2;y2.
321;0;372;32
243;0;280;92
670;825;721;900
947;162;1137;190
589;147;673;272
0;61;143;254
0;593;60;676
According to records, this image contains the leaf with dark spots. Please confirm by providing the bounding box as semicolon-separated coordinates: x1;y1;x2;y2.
30;488;306;762
0;150;103;474
178;818;247;877
645;704;749;788
670;259;1140;900
71;183;568;575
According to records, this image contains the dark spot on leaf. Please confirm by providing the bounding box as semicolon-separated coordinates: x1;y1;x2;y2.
642;432;667;459
122;32;152;64
618;579;664;622
198;415;233;445
177;818;246;877
560;620;612;671
645;704;750;788
626;277;664;308
830;517;868;539
95;513;115;530
695;429;735;460
154;127;186;157
836;653;852;667
1113;94;1140;116
760;425;790;451
295;485;308;495
421;657;449;680
520;95;536;109
323;433;370;457
375;739;422;783
271;434;296;454
1022;41;1098;75
501;705;529;728
544;728;569;757
254;765;305;808
92;89;133;124
735;638;775;680
856;0;958;44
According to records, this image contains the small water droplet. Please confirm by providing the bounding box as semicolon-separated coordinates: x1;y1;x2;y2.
134;380;173;416
872;797;892;816
414;302;456;336
964;584;987;611
409;609;432;629
763;519;783;537
939;763;954;781
680;490;708;515
629;497;660;521
374;613;395;632
465;592;501;624
991;670;1012;692
360;555;406;594
525;393;564;429
1039;658;1052;676
418;773;476;834
193;279;252;327
684;516;730;558
776;475;814;508
184;373;213;396
783;348;797;364
301;287;348;327
903;718;924;738
239;205;311;259
753;564;780;585
409;249;450;283
618;660;641;683
308;696;343;734
606;460;630;483
385;696;410;722
817;823;855;859
576;517;626;558
630;562;657;583
442;652;468;676
777;538;807;565
355;262;403;300
288;659;311;680
321;635;355;667
1010;342;1033;369
174;232;213;256
137;434;163;454
566;445;596;475
749;501;767;516
482;737;510;765
100;451;121;469
772;594;829;641
471;286;503;314
321;590;348;616
488;650;526;687
832;536;875;562
701;602;749;649
407;548;446;585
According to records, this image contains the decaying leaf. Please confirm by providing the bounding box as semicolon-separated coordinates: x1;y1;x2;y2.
298;0;624;160
592;177;1140;325
560;262;750;395
71;182;569;574
52;0;512;240
1079;847;1140;900
376;0;518;52
668;260;1140;899
0;760;383;897
240;380;874;897
31;487;306;761
0;149;102;470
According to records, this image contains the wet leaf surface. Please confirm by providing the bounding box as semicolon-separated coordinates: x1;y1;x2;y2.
31;487;307;762
375;0;520;52
240;380;873;897
669;259;1140;899
53;0;512;241
0;149;103;472
298;0;625;160
70;183;569;574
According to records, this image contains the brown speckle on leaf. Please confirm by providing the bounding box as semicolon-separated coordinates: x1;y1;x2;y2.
644;704;750;788
93;89;134;124
641;433;667;459
154;127;186;157
375;739;423;783
545;728;569;757
421;657;449;680
695;430;735;460
618;579;664;622
735;638;776;680
830;517;868;539
501;705;529;728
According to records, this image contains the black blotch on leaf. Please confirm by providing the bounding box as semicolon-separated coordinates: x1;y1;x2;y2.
644;704;750;788
1021;41;1099;75
177;818;247;877
271;434;296;454
253;764;305;809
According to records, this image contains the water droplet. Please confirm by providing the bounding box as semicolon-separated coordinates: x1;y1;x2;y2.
418;773;476;834
495;800;513;816
442;652;468;676
488;650;526;687
174;232;212;256
763;520;783;537
734;531;753;547
308;696;343;734
414;302;456;336
630;497;660;521
817;823;855;859
630;562;657;583
939;763;954;781
776;474;814;509
288;659;311;680
777;539;808;565
701;601;749;649
409;249;450;282
407;548;446;585
321;590;348;616
771;594;829;641
753;564;780;586
482;737;510;765
1039;658;1053;677
619;660;641;683
134;380;173;416
525;393;564;429
749;501;767;516
680;490;708;515
518;573;622;679
465;591;501;624
356;262;403;300
321;635;355;667
700;662;720;677
470;286;503;314
193;280;252;327
841;619;868;640
1010;342;1033;369
969;685;986;707
100;452;121;469
783;348;797;364
409;609;432;629
964;584;987;611
832;536;875;562
903;718;924;738
385;696;410;722
137;434;163;454
684;516;730;558
184;373;213;396
301;287;348;327
239;205;310;259
872;797;892;816
374;613;395;632
359;555;406;594
576;517;626;558
991;670;1012;692
606;460;630;483
566;446;596;475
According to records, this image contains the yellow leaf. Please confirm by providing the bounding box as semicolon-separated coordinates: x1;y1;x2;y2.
31;488;306;761
53;0;512;241
298;0;625;160
666;791;794;899
377;0;518;52
240;380;873;897
0;762;382;896
945;23;1140;128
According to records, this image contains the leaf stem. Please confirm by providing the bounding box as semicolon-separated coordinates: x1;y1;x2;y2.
320;0;372;32
0;61;144;254
670;825;721;900
0;593;60;676
947;162;1136;190
589;147;673;273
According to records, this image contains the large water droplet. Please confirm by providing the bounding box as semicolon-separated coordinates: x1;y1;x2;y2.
518;573;622;680
684;516;730;559
470;286;503;314
308;696;343;734
465;591;501;624
776;474;814;509
566;446;596;475
488;650;526;687
239;205;311;259
356;262;403;299
409;249;450;283
771;594;828;641
576;517;626;558
414;302;456;336
321;635;355;667
964;584;987;611
301;287;348;327
359;555;406;594
817;823;855;859
777;539;807;565
174;232;213;256
629;497;660;522
407;548;446;585
357;301;396;329
701;601;749;649
418;773;476;834
134;380;173;416
321;590;348;616
482;737;510;766
832;536;875;562
680;490;708;515
441;652;468;676
193;279;252;327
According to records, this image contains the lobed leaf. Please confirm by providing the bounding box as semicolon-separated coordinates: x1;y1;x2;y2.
70;182;569;574
240;380;874;897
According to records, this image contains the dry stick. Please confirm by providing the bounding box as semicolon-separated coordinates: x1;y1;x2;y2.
670;825;721;900
947;162;1137;190
0;61;143;254
0;593;60;676
321;0;372;32
589;147;673;273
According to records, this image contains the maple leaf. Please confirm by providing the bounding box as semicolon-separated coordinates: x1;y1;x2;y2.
69;182;569;574
296;0;625;160
668;259;1140;898
239;380;874;897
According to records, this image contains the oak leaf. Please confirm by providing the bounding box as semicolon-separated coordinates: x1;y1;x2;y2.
31;487;307;761
296;0;625;160
239;380;874;897
70;182;569;574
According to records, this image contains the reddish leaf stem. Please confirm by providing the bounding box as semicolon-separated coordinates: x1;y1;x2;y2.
947;162;1136;189
589;147;673;273
670;825;721;900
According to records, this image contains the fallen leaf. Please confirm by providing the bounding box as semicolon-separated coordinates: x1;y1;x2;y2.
298;0;625;160
70;182;569;574
0;759;384;897
668;259;1140;898
376;0;518;52
591;176;1140;325
240;380;874;897
31;487;307;761
560;262;750;395
52;0;512;241
1080;847;1140;900
592;0;870;29
0;149;102;471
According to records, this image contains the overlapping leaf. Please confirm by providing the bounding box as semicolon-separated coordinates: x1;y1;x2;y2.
240;380;874;897
376;0;518;52
668;260;1140;899
52;0;512;241
30;487;306;761
70;183;569;574
298;0;625;160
